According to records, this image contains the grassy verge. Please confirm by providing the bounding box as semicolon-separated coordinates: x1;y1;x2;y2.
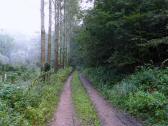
72;71;100;126
83;67;168;126
0;67;72;126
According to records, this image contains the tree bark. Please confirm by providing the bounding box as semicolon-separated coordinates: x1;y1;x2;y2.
41;0;46;69
54;0;59;70
48;0;52;65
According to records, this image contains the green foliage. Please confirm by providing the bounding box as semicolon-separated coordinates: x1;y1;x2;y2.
139;36;168;48
126;91;167;120
0;67;72;126
0;34;14;57
0;65;39;84
43;63;51;72
72;0;168;125
72;0;168;68
83;67;168;126
72;71;100;126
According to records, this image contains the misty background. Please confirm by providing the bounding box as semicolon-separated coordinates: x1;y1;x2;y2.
0;0;41;67
0;0;93;67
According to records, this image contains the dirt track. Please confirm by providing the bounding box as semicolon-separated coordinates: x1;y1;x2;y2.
80;75;142;126
50;75;79;126
50;74;142;126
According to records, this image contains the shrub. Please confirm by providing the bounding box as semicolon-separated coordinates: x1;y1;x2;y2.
83;67;168;126
126;91;168;124
0;67;72;126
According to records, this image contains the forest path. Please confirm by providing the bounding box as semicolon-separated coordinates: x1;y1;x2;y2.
80;74;142;126
49;73;142;126
50;75;79;126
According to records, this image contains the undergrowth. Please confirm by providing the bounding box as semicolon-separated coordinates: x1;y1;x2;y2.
0;67;72;126
83;67;168;126
72;71;100;126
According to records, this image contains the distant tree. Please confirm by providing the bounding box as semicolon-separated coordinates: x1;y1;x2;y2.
63;0;79;67
49;0;80;69
0;34;14;57
41;0;46;70
54;0;60;70
48;0;52;65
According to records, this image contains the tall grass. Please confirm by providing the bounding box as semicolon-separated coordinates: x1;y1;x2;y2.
0;67;72;126
72;71;100;126
83;67;168;126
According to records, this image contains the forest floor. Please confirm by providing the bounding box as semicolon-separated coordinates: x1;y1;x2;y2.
50;73;142;126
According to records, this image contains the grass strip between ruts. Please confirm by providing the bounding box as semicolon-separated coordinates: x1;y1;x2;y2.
72;71;100;126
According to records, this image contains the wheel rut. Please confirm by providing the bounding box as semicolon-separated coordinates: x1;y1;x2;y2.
80;75;142;126
50;73;142;126
50;75;79;126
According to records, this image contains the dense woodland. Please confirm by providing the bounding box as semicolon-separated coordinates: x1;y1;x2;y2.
0;0;168;126
72;0;168;69
71;0;168;125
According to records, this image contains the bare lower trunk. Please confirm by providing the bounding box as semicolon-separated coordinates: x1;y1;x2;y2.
54;0;58;70
48;0;52;65
41;0;46;69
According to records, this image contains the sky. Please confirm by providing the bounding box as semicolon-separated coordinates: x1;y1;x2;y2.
0;0;93;36
0;0;40;36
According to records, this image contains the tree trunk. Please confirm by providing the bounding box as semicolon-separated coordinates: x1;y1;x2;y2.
63;0;66;68
41;0;46;70
48;0;52;65
54;0;59;70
